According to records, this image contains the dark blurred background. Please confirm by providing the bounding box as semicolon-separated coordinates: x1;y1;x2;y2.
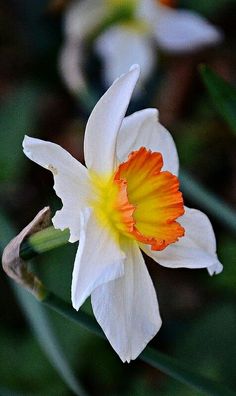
0;0;236;395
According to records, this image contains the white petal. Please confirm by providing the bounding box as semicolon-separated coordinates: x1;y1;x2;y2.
60;0;107;93
117;108;179;175
72;208;125;310
207;262;223;276
95;25;155;90
23;136;90;242
91;240;161;362
64;0;106;40
59;40;86;93
137;0;159;25
154;5;223;53
142;207;223;272
84;65;140;174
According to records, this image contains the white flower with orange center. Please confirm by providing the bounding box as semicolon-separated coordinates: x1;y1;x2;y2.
23;65;222;362
60;0;223;93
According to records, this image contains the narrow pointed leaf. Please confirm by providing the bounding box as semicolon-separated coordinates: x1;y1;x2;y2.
42;291;236;396
200;65;236;134
180;168;236;235
0;212;86;396
142;348;236;396
14;285;87;396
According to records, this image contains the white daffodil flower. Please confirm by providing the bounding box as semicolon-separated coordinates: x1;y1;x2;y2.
60;0;223;93
23;65;222;362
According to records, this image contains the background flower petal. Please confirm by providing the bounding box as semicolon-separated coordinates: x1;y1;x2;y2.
59;40;87;93
91;239;161;362
117;108;179;175
95;25;155;90
72;208;125;310
23;136;89;242
142;206;223;272
84;65;140;174
60;0;107;93
154;6;223;53
64;0;106;40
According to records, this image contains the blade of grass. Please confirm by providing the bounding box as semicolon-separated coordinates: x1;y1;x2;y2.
42;290;236;396
200;64;236;134
141;348;235;396
13;283;87;396
180;168;236;235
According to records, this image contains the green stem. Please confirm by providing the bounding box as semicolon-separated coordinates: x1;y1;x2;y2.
180;169;236;235
20;226;70;260
42;290;236;396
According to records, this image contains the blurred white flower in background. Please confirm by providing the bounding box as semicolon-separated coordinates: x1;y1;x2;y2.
59;0;223;94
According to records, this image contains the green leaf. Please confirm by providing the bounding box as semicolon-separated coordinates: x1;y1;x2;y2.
200;65;236;135
142;348;235;396
0;325;67;394
13;284;87;396
179;168;236;235
0;211;86;396
42;292;236;396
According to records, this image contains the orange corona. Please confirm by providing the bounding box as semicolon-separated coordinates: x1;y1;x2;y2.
158;0;177;8
91;147;184;251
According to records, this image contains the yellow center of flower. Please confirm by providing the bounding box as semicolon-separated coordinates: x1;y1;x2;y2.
89;147;184;251
102;0;149;35
106;0;138;10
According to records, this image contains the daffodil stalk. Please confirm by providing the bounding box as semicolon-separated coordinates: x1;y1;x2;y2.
21;226;70;260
